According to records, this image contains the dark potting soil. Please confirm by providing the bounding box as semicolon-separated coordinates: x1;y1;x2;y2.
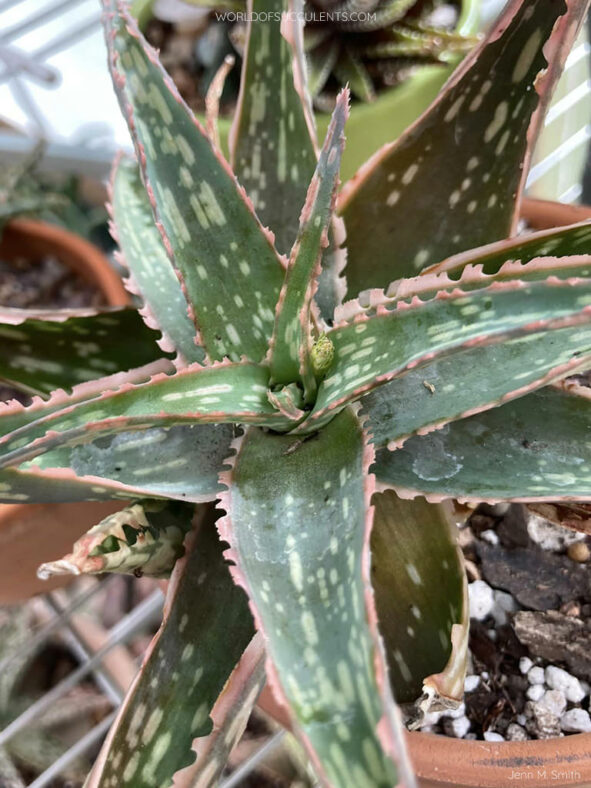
420;504;591;741
0;255;105;310
0;253;107;403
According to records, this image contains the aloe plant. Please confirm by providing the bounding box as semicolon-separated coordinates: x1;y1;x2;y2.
182;0;476;107
1;0;591;784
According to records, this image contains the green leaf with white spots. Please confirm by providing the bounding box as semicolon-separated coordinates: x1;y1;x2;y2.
219;407;415;788
171;634;266;787
229;0;317;256
339;0;589;295
102;0;285;362
269;90;349;399
342;254;591;319
38;500;194;579
0;424;234;503
371;491;468;706
0;423;233;504
421;220;591;280
0;308;164;396
363;324;591;450
296;277;591;433
86;511;254;788
0;360;171;435
373;383;591;502
0;466;134;504
0;362;291;470
111;157;204;364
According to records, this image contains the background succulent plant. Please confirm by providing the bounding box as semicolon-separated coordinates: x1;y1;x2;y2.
295;0;475;108
1;0;591;784
149;0;476;112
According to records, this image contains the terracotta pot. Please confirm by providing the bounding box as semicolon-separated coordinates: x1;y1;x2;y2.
0;502;127;604
0;219;130;601
521;197;591;230
407;730;591;787
0;218;129;307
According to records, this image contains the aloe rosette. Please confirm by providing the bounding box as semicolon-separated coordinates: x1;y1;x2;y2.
1;0;591;784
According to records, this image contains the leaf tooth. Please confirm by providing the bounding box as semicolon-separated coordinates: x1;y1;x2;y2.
334;257;591;325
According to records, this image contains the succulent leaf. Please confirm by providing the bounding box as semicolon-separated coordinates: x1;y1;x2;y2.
269;89;349;399
0;466;133;504
338;255;591;320
363;323;591;450
374;382;591;502
340;0;589;294
38;500;194;579
0;360;172;460
86;513;254;788
297;277;591;433
0;423;232;505
218;407;415;788
422;220;591;280
0;362;291;470
110;157;204;364
172;634;266;787
371;491;468;707
0;307;163;396
229;0;318;255
102;0;285;362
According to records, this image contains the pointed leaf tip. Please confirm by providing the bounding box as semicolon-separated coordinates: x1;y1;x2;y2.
269;89;349;396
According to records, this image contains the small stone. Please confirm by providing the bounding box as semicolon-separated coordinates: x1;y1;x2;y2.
446;702;466;720
506;723;528;741
581;681;590;697
517;714;527;726
545;665;586;703
527;666;545;685
527;514;584;552
519;656;534;674
568;541;590;563
540;689;567;717
464;675;480;693
421;710;444;727
526;700;561;739
491;589;518;626
480;529;499;545
469;580;495;620
560;709;591;733
526;684;545;701
483;731;504;742
443;716;471;738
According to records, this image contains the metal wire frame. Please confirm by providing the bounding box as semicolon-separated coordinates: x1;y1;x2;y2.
0;0;103;140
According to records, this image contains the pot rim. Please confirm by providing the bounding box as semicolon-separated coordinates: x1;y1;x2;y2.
0;217;129;307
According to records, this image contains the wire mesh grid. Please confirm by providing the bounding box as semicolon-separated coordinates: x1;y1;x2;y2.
0;575;299;787
0;0;590;786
